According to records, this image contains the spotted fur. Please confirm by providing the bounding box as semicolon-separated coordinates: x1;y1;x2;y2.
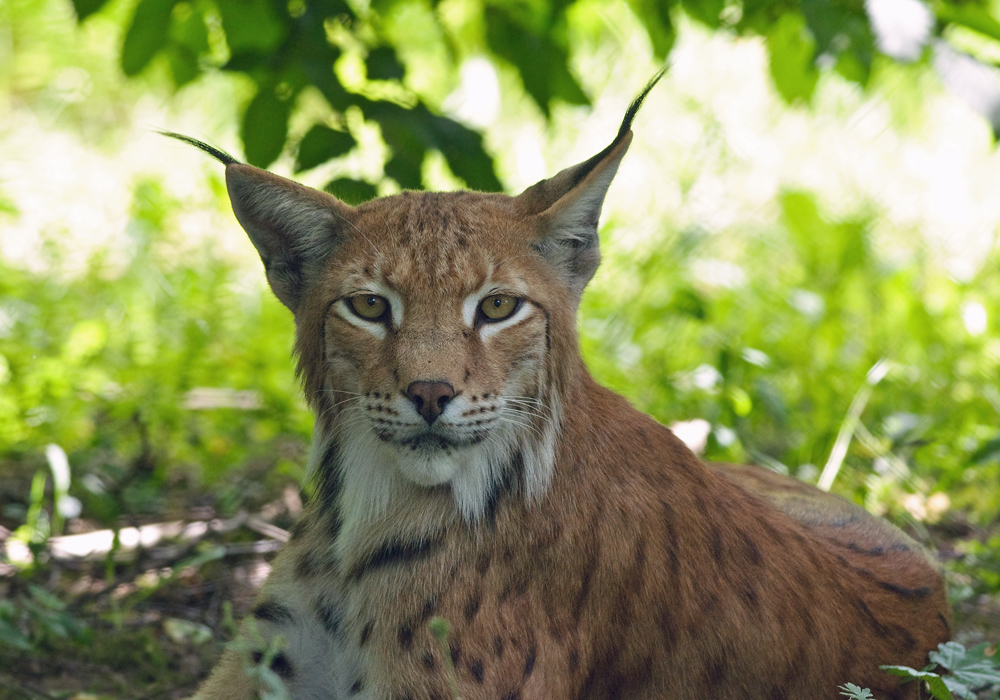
178;74;950;700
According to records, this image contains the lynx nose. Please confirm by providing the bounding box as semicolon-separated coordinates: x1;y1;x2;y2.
406;381;455;424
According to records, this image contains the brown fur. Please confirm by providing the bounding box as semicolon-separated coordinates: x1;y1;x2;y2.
179;75;950;700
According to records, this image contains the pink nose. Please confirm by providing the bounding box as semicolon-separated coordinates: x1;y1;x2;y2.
405;381;455;424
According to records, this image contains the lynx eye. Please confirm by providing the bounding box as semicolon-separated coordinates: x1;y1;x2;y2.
479;295;520;322
348;294;389;321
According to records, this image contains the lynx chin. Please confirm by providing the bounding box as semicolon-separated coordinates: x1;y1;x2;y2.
166;72;950;700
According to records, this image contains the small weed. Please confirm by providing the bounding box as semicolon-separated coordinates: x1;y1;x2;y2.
846;641;1000;700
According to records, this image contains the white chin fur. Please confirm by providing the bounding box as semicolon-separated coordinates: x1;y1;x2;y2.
315;400;561;529
396;449;462;487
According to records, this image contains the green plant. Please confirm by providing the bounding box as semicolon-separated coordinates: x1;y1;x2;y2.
881;641;1000;700
840;684;876;700
0;584;91;653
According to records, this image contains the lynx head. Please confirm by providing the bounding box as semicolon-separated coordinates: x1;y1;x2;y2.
165;73;661;525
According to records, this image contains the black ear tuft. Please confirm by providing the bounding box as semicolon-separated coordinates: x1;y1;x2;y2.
158;131;241;166
613;68;666;144
161;129;356;313
517;70;665;295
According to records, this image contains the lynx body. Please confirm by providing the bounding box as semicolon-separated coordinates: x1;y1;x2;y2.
177;77;950;700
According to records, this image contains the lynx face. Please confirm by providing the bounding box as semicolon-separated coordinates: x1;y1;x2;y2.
301;192;565;519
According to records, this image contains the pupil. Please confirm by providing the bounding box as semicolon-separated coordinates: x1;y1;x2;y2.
493;298;502;308
367;296;377;307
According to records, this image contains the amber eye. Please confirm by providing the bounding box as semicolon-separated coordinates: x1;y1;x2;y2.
348;294;389;320
479;295;520;322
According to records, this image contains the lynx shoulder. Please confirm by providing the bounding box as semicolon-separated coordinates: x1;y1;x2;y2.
170;73;950;700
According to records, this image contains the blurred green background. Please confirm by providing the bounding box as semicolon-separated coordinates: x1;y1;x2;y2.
2;0;1000;695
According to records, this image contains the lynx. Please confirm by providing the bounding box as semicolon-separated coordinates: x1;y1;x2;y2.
169;74;950;700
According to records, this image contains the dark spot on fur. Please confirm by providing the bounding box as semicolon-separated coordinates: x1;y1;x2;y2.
572;549;598;622
710;529;723;562
878;580;933;599
448;640;461;665
464;591;482;622
523;645;536;679
895;624;918;650
349;679;363;694
569;648;580;672
251;599;293;624
768;686;788;700
738;585;760;611
360;621;374;646
469;658;485;683
501;693;521;700
316;601;343;636
705;654;727;688
853;598;889;636
295;551;318;578
659;606;677;649
938;613;951;638
420;596;438;622
667;545;680;574
742;534;763;566
289;518;308;541
399;624;413;650
476;552;491;575
493;635;504;658
270;652;293;678
347;537;442;582
422;651;436;670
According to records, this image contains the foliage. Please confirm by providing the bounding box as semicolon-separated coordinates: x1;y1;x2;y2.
580;189;1000;517
65;0;1000;193
0;584;91;652
0;176;311;527
840;684;876;700
882;641;1000;700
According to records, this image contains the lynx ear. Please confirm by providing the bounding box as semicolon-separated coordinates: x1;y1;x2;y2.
160;132;355;312
516;71;663;295
225;165;355;311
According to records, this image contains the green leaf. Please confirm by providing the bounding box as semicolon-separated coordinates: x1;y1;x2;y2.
296;126;356;172
166;3;209;87
216;0;288;54
800;0;874;85
628;0;678;58
366;46;405;81
0;616;33;652
838;683;874;700
970;436;1000;464
366;100;500;190
484;6;588;116
930;641;1000;697
682;0;724;27
430;116;503;192
71;0;111;22
121;0;178;76
934;0;1000;43
241;86;291;168
325;178;378;205
766;11;818;103
881;666;955;700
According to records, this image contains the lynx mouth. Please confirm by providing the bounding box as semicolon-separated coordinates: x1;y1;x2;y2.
400;433;453;451
375;428;488;451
